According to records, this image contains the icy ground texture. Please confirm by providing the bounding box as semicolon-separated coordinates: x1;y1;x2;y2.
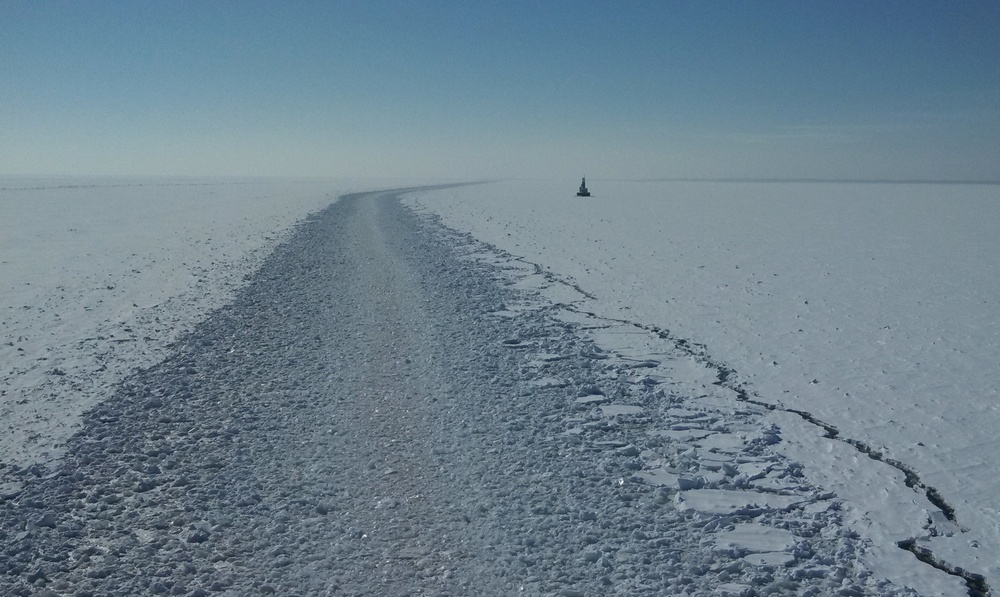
0;177;387;467
2;191;918;596
406;181;999;596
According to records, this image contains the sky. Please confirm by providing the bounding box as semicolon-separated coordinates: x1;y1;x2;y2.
2;1;999;181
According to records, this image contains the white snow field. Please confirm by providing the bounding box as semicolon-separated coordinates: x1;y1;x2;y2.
406;179;1000;596
0;177;410;468
1;177;996;596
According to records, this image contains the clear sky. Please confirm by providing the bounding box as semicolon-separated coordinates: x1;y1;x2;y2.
3;1;999;181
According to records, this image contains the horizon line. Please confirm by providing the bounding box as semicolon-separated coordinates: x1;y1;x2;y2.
3;174;999;187
625;177;1000;186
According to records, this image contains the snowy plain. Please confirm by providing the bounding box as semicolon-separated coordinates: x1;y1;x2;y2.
406;179;1000;595
0;177;411;468
1;177;997;596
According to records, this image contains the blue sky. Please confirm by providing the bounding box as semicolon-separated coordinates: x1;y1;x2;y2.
3;1;998;180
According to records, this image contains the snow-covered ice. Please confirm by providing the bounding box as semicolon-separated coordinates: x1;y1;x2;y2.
407;179;1000;595
0;177;411;467
2;177;997;595
4;186;884;595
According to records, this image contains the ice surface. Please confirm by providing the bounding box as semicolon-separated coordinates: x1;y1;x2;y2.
0;177;408;467
2;176;995;595
407;179;1000;595
599;403;643;416
715;523;796;552
676;489;807;514
5;188;899;595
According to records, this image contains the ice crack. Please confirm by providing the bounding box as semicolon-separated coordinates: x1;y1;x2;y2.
897;539;991;597
496;257;990;596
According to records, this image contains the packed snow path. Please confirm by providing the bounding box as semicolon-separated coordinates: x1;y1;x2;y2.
0;190;947;595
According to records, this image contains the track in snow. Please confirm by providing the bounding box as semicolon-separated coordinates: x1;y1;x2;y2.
1;190;924;596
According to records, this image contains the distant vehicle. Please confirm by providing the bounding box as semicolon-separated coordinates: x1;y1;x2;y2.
577;177;591;197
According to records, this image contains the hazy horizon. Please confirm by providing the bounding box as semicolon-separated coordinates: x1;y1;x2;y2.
4;174;1000;187
3;1;999;182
